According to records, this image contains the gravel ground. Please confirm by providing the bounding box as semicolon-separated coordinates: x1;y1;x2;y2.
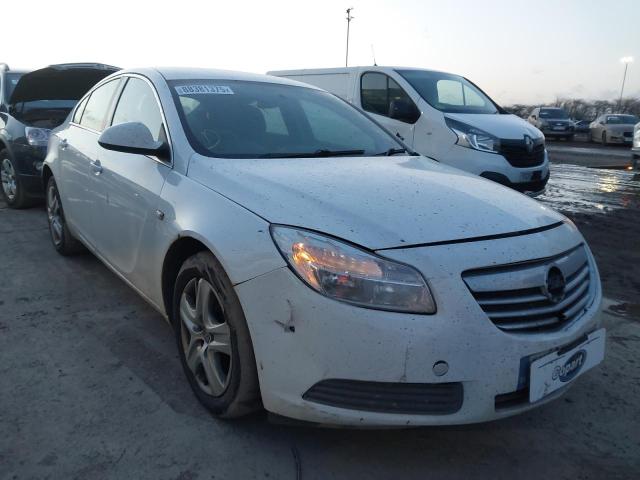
1;160;639;479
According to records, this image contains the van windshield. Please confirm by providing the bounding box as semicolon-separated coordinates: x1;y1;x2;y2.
169;80;403;158
396;70;499;114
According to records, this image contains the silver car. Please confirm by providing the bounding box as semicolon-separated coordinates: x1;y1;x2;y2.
42;68;604;426
589;114;638;145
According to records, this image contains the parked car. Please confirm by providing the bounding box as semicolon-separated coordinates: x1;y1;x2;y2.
268;67;549;195
573;119;591;134
527;107;575;140
0;63;119;208
43;67;604;426
589;114;638;145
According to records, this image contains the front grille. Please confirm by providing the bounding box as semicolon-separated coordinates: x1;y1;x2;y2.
303;379;463;415
499;139;546;168
463;245;593;333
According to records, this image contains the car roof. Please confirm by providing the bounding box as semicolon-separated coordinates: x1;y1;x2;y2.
132;67;321;90
268;66;454;77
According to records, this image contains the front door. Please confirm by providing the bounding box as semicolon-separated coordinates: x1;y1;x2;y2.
90;76;171;288
359;71;417;146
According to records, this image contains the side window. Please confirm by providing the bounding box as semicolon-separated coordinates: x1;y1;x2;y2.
361;72;418;123
299;99;376;151
111;77;165;142
436;79;464;106
80;80;120;131
73;96;89;124
361;72;388;116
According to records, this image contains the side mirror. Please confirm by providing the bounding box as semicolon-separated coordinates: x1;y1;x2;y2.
389;99;420;123
98;122;169;161
0;104;7;113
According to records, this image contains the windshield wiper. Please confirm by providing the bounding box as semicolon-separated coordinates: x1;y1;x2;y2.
373;147;415;156
260;149;365;158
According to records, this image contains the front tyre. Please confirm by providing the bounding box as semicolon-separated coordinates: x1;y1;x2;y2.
1;151;30;208
173;251;261;418
46;176;84;255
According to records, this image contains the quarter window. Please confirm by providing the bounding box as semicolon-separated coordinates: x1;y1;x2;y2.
80;79;120;132
360;72;418;123
73;96;89;124
111;77;165;142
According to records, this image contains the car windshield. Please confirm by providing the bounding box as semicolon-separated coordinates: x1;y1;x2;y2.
396;70;498;114
4;72;24;101
606;115;638;124
539;108;569;119
169;80;403;158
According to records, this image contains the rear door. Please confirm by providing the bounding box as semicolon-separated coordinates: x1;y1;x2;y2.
91;75;171;286
59;78;122;246
359;71;418;145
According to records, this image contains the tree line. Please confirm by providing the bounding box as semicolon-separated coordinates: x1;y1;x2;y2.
504;97;640;120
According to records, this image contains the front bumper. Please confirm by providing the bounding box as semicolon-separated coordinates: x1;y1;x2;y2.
11;144;47;197
443;144;550;191
235;223;602;426
541;127;574;137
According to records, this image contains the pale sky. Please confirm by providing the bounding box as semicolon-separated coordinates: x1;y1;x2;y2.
3;0;639;105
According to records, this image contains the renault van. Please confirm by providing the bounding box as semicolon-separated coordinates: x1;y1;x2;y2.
268;67;549;195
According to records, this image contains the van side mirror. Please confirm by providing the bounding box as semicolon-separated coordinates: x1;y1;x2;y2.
389;99;420;124
98;122;170;161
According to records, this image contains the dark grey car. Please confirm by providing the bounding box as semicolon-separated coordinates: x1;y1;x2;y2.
0;63;119;208
527;107;575;140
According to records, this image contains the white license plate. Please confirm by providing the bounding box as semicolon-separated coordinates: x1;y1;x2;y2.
552;126;565;131
529;328;606;402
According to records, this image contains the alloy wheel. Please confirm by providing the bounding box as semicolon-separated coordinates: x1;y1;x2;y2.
180;277;233;396
1;158;17;201
46;183;64;246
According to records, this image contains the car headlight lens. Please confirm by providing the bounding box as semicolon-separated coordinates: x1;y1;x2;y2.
271;226;436;314
444;117;500;153
25;127;51;147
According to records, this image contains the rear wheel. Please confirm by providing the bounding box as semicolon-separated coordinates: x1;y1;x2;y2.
0;151;30;208
173;251;261;418
46;176;84;255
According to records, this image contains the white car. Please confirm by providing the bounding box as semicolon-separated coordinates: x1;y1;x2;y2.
268;66;549;195
633;122;640;168
43;68;604;426
589;114;638;145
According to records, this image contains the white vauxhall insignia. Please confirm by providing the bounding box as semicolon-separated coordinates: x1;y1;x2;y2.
43;68;605;426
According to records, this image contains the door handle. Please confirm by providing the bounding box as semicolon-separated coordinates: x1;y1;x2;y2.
90;159;103;175
59;138;68;150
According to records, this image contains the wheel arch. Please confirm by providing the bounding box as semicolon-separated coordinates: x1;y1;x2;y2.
42;164;53;192
161;236;210;325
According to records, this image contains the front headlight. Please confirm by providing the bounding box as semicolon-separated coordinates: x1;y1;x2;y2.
270;226;436;314
444;117;500;153
25;127;51;147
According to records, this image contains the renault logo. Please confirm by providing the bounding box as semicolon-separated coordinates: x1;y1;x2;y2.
524;135;534;154
543;266;566;304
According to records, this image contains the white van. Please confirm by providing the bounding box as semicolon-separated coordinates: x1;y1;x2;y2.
268;67;549;194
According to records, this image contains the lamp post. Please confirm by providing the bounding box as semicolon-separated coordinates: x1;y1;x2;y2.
345;8;354;67
619;56;633;111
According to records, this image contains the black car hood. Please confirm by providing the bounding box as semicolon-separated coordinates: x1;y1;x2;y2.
9;63;120;104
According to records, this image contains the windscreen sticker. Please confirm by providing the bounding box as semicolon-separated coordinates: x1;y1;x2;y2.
174;85;234;95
